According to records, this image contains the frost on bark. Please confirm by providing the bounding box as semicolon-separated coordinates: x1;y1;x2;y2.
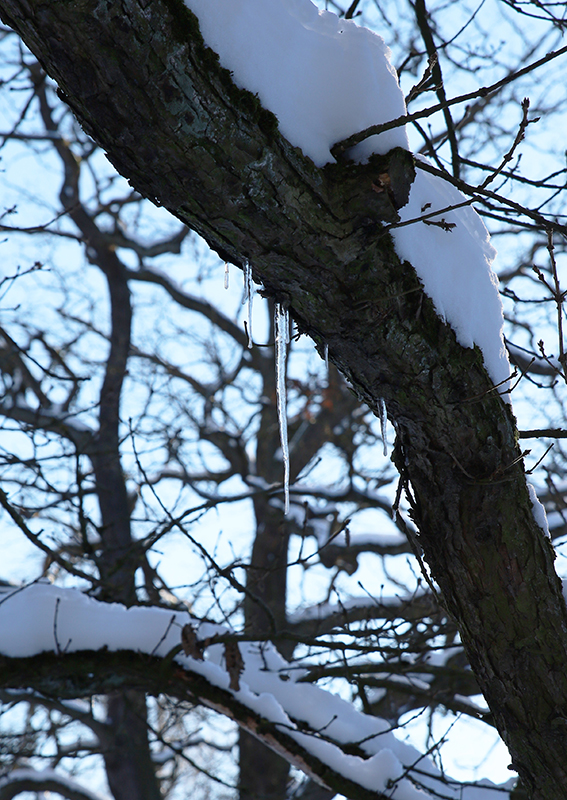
2;0;567;797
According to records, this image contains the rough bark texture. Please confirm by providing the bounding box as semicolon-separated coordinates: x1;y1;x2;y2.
2;1;567;797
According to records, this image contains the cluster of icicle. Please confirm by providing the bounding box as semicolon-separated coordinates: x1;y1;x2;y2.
230;263;291;513
229;262;386;516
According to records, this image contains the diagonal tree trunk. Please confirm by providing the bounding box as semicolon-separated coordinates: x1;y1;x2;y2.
3;1;567;796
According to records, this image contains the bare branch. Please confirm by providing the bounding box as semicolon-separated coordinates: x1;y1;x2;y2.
0;769;105;800
331;42;567;157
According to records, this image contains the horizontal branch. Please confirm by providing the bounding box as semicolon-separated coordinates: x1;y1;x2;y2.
0;769;104;800
519;428;567;439
0;649;437;800
0;401;93;449
288;593;440;637
0;584;508;800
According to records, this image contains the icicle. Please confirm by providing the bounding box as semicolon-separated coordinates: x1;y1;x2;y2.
324;343;329;372
379;398;388;457
275;303;290;515
242;261;254;348
224;262;229;289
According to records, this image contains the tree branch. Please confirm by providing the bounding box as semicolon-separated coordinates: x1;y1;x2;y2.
331;42;567;158
0;769;105;800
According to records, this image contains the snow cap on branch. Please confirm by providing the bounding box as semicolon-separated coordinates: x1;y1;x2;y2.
0;584;512;799
186;0;409;166
186;0;510;393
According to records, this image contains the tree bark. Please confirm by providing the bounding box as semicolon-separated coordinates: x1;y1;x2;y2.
101;691;162;800
2;1;567;797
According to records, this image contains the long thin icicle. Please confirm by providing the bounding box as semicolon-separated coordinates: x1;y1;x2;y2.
224;262;229;289
275;303;290;515
379;398;388;457
242;261;254;348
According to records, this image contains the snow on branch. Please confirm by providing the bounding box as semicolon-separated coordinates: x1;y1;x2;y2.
0;768;105;800
0;584;511;800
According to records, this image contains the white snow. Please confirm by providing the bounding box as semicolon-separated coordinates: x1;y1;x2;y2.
184;0;511;393
0;583;513;800
0;768;105;800
392;163;510;393
186;0;408;166
527;482;550;538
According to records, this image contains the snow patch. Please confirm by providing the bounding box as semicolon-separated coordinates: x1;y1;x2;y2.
527;482;550;538
392;163;510;394
185;0;408;166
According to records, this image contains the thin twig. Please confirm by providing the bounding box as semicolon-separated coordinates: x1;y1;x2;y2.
546;228;567;380
479;98;535;190
0;486;97;584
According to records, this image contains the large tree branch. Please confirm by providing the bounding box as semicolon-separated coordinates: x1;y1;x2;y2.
1;1;567;796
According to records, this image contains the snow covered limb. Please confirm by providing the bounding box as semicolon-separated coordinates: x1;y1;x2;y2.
0;769;105;800
0;585;509;800
287;594;440;637
1;1;567;797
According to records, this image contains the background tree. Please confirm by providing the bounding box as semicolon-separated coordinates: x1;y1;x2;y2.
0;0;567;799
